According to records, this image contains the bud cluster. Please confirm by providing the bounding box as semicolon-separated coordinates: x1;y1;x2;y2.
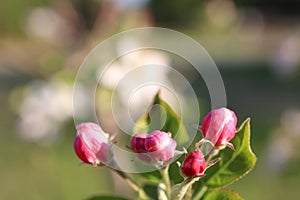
73;107;239;199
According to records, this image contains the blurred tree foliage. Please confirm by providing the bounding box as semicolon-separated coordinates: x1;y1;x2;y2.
70;0;101;30
148;0;204;27
0;0;101;35
1;0;299;35
0;0;53;34
233;0;300;14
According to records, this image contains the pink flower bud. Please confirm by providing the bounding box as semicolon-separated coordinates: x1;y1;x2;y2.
202;108;237;147
145;130;177;163
181;151;206;177
130;133;147;153
74;122;110;167
130;133;151;162
130;130;177;164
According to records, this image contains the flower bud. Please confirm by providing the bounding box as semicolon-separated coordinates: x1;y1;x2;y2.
202;108;237;147
74;122;110;167
180;151;206;177
130;133;151;162
145;130;177;163
130;133;147;153
130;130;177;165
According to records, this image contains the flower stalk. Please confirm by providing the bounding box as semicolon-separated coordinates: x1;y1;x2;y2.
160;165;172;198
170;177;200;200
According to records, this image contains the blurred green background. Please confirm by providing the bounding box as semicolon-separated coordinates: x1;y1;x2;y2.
1;0;300;199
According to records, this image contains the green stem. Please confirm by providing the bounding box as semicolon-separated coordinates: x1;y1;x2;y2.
193;185;208;200
160;165;171;198
206;153;214;162
170;177;200;200
205;147;219;162
185;184;192;200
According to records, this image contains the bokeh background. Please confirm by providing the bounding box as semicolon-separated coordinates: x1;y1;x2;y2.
1;0;300;199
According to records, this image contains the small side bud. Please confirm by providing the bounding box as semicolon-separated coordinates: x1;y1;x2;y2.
180;151;206;177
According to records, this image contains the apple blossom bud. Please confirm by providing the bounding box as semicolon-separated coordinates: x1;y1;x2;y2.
130;133;147;153
202;108;237;147
130;130;177;165
130;133;151;162
181;151;206;177
145;130;177;163
74;122;110;167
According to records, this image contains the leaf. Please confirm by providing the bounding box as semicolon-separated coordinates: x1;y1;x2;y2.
143;184;158;200
202;189;243;200
86;195;129;200
202;118;257;188
133;91;189;145
133;114;150;134
132;92;189;184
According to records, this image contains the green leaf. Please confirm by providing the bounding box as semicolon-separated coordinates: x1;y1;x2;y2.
86;195;129;200
133;91;189;145
133;114;150;134
202;189;243;200
143;184;158;200
202;118;257;188
132;91;189;184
